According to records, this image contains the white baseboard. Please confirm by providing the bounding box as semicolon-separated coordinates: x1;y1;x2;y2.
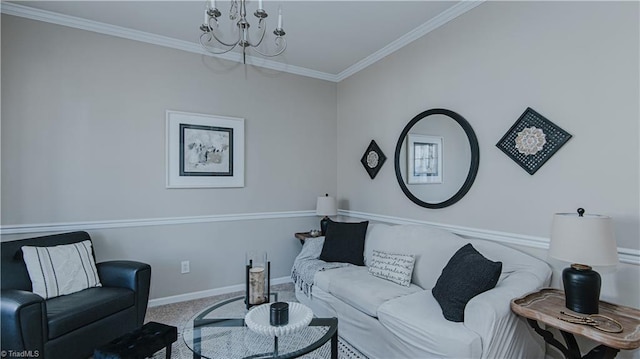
148;276;292;307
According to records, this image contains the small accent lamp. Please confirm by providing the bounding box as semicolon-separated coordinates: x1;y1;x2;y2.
549;208;618;314
316;194;337;235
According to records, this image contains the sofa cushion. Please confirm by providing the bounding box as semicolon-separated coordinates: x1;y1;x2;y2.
316;266;421;317
22;240;102;299
432;243;502;322
319;220;368;266
368;250;415;287
364;223;471;289
378;290;482;358
47;287;134;339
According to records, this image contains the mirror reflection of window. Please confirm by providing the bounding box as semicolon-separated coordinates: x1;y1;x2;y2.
407;134;443;184
414;142;439;177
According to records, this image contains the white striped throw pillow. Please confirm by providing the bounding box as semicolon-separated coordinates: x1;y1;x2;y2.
21;240;102;299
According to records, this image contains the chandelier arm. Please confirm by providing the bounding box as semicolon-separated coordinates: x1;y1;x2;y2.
204;21;243;48
251;38;287;57
198;0;287;60
247;18;268;48
199;33;240;55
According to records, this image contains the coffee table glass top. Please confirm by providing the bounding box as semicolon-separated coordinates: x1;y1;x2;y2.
183;293;338;359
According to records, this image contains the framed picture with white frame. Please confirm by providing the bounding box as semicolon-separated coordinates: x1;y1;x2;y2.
407;134;443;184
166;110;244;188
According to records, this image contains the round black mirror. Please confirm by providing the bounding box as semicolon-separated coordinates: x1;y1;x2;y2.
394;108;479;209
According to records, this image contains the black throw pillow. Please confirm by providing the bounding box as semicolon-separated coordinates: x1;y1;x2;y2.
432;243;502;322
319;220;368;266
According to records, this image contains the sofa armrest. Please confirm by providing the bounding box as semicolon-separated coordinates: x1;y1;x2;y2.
97;261;151;326
1;289;46;353
464;272;547;359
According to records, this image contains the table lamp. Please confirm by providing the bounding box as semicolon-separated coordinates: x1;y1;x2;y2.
316;194;337;235
549;208;618;314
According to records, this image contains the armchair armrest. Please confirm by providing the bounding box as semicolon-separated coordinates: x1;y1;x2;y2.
97;261;151;326
1;289;45;353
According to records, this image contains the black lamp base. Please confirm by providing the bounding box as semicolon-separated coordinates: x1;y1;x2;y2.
320;216;330;235
562;264;601;314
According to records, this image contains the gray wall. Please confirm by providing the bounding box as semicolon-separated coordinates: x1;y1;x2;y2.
1;14;337;299
337;3;639;357
336;0;640;311
337;1;639;250
2;3;639;348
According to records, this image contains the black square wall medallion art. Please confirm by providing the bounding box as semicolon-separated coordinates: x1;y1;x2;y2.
496;107;572;175
361;140;386;179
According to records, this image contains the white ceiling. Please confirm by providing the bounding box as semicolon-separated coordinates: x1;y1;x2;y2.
2;1;483;81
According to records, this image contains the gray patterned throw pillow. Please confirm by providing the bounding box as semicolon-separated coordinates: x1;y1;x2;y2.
367;250;415;287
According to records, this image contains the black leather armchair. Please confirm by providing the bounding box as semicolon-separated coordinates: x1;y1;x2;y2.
1;231;151;359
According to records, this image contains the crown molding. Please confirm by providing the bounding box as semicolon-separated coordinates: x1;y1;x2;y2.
0;2;339;82
335;0;485;82
1;1;484;83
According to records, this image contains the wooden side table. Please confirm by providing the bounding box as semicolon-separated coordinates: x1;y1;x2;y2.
511;288;640;359
294;232;313;245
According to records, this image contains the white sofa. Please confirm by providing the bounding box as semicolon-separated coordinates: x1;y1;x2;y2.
294;223;552;359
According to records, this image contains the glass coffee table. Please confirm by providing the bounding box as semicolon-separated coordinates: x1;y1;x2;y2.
183;294;338;359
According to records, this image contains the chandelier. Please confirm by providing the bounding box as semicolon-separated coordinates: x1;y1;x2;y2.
199;0;287;63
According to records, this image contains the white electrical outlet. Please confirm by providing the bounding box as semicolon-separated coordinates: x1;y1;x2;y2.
181;260;190;274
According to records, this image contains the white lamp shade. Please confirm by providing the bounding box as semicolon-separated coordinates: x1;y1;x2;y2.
316;195;337;216
549;212;618;266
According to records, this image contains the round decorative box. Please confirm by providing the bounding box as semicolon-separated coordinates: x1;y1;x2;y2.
245;302;313;337
270;302;289;326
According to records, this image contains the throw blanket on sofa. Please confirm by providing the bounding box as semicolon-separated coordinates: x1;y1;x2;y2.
291;237;349;297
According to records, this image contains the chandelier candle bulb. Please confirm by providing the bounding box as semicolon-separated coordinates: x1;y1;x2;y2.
258;0;263;10
277;8;282;29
